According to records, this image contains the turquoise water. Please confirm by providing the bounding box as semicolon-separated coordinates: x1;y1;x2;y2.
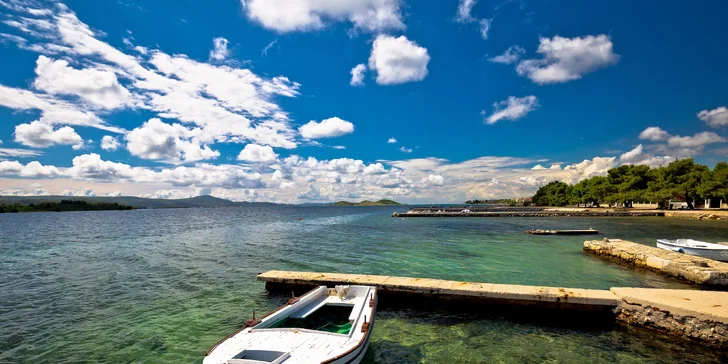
1;206;727;363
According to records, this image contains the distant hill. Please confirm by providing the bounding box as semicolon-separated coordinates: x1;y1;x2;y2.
331;199;402;206
0;195;245;209
0;199;134;213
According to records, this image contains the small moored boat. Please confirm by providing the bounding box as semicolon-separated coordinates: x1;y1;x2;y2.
656;239;728;262
204;285;377;364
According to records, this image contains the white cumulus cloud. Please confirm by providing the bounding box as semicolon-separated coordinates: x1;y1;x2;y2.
638;126;669;141
242;0;405;33
14;121;84;149
368;35;430;85
667;131;726;148
387;137;397;143
299;117;354;139
350;63;367;86
125;118;220;163
237;143;278;163
0;84;121;132
636;127;726;159
619;144;643;163
489;45;525;64
100;135;120;151
516;34;619;84
618;144;673;167
33;56;132;110
698;106;728;128
483;95;539;125
209;37;229;61
0;5;303;151
62;187;95;196
479;18;492;40
456;0;478;23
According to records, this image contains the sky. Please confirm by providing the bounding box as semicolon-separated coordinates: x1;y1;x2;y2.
0;0;727;203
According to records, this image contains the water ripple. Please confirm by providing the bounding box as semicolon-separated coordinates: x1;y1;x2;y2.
1;208;726;363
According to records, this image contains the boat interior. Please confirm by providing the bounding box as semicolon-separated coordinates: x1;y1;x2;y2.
252;285;373;338
213;286;376;364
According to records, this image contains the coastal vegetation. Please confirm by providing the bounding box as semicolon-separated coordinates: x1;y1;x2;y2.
331;199;401;206
0;200;134;213
531;159;728;209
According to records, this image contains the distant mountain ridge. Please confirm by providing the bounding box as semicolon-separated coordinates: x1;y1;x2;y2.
331;199;402;206
0;195;405;208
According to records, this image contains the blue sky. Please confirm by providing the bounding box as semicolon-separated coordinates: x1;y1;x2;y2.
0;0;727;203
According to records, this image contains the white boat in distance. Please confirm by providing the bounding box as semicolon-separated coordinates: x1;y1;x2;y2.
204;285;377;364
656;239;728;262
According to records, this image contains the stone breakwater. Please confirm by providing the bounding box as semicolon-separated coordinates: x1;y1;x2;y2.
583;239;728;286
611;288;728;349
664;211;726;220
257;271;728;349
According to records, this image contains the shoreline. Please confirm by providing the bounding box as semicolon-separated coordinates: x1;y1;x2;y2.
394;207;728;220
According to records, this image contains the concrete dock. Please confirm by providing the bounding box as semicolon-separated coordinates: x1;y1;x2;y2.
584;239;728;286
257;270;728;348
526;229;599;235
258;270;618;312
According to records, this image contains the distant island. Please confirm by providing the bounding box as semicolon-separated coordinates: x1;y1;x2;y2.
0;195;260;209
0;200;134;213
331;199;401;206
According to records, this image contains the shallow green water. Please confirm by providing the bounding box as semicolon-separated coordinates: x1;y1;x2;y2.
1;206;727;363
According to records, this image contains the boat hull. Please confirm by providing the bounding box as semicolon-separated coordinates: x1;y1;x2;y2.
322;294;377;364
204;286;378;364
323;319;372;364
656;240;728;262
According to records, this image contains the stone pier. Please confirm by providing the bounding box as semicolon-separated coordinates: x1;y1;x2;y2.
257;270;728;349
584;239;728;286
257;270;617;312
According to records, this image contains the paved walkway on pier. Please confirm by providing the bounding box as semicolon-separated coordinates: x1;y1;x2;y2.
612;287;728;325
258;270;617;310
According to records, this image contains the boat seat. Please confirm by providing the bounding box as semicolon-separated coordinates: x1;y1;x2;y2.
288;298;328;319
348;290;367;322
228;350;290;364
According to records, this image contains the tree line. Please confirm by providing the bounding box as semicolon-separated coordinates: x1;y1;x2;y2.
0;200;134;213
531;159;728;209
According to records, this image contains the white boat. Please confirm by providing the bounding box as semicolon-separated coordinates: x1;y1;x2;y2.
656;239;728;262
204;285;377;364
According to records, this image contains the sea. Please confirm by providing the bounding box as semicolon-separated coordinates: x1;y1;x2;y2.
1;205;727;363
